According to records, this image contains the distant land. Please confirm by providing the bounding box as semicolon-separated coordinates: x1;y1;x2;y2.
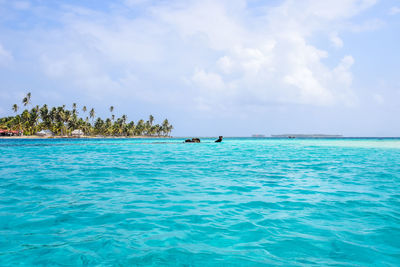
252;134;266;137
271;134;343;138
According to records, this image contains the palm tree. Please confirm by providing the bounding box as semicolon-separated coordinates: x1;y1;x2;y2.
12;104;19;114
12;104;20;134
149;115;154;126
167;125;173;136
64;110;72;135
29;105;40;134
14;115;23;135
155;124;162;136
127;121;135;136
89;108;95;119
1;100;173;137
105;118;112;136
72;103;77;115
85;116;90;134
121;114;127;124
121;115;128;136
89;108;95;134
109;106;114;122
55;106;65;135
162;119;173;136
22;92;31;107
40;104;50;129
136;119;145;136
162;119;169;136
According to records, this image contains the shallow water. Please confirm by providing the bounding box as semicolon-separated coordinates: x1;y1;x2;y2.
0;138;399;266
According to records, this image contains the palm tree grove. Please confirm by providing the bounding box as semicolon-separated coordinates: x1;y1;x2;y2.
0;93;173;137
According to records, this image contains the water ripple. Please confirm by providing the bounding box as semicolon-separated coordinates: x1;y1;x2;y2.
0;138;400;265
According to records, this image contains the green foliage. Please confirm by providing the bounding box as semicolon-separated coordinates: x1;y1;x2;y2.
2;94;173;137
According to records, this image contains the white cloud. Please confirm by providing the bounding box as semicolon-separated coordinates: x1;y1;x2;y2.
333;56;354;87
373;93;384;104
192;69;226;91
217;56;234;74
330;32;344;48
153;0;246;51
331;55;357;106
302;0;377;19
13;1;30;10
389;6;400;15
0;43;12;66
284;68;334;105
347;18;384;32
123;0;150;7
25;0;377;112
155;0;373;107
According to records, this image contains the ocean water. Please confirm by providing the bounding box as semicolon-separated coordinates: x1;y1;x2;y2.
0;138;399;266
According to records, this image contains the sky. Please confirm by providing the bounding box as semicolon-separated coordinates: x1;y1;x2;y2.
0;0;399;137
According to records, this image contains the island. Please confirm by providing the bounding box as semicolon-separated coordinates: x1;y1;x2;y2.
0;93;173;138
271;134;343;138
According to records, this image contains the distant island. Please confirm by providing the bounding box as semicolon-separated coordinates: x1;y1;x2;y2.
252;134;266;137
0;93;173;137
271;134;343;138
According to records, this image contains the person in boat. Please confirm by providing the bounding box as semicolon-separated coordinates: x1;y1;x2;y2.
215;136;223;142
185;138;200;143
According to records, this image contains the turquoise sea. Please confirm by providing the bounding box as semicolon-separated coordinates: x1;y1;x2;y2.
0;138;399;266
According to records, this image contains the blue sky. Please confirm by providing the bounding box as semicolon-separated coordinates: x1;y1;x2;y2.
0;0;399;136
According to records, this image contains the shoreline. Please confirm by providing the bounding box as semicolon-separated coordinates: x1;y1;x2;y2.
0;135;172;139
1;136;399;140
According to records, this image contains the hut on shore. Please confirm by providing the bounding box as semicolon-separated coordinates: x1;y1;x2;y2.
0;129;21;136
36;129;54;137
71;129;84;137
